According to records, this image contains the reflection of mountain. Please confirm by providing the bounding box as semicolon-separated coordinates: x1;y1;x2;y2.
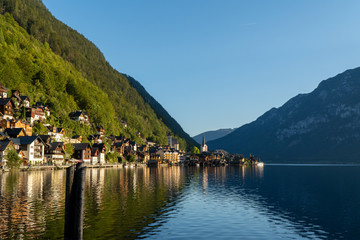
199;166;359;239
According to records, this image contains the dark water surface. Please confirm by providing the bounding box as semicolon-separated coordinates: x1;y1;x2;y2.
1;165;360;239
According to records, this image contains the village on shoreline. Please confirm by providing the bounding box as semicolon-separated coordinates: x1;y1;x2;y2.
0;83;261;171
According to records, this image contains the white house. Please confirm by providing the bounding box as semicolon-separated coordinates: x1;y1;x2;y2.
91;143;106;164
45;142;65;165
10;136;45;165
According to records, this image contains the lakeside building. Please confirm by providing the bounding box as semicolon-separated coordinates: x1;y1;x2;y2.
10;136;45;165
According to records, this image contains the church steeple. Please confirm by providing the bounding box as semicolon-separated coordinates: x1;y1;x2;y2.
201;135;208;153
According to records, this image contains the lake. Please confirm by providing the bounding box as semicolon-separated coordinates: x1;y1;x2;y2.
0;165;360;239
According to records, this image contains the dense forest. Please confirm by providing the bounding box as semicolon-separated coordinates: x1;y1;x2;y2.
0;0;197;149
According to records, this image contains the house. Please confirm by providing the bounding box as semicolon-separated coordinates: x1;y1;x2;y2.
4;128;27;138
20;96;30;108
38;135;52;145
26;107;46;124
163;150;180;164
0;98;14;120
1;119;32;136
0;118;10;129
91;143;106;164
10;136;45;165
0;139;14;167
71;135;83;143
47;126;65;142
112;142;125;155
88;134;102;143
179;154;186;163
96;126;105;136
121;120;127;128
11;90;30;108
45;142;65;165
33;102;50;117
69;110;89;124
0;83;7;98
137;151;150;163
71;143;91;163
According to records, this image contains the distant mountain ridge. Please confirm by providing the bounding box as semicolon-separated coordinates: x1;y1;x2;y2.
208;67;360;163
192;128;235;144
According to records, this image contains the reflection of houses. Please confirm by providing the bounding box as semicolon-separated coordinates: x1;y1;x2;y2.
0;139;14;166
69;110;89;124
10;136;45;165
45;142;65;164
72;143;91;163
91;143;106;164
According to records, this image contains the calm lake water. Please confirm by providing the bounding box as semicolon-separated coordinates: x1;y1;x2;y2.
1;165;360;239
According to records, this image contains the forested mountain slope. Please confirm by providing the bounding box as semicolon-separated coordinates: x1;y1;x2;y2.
208;67;360;162
0;0;197;148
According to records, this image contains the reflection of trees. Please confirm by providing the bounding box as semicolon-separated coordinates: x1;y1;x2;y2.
84;167;185;239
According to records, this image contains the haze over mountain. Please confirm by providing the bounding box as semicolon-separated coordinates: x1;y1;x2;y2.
0;0;197;149
208;67;360;163
192;128;235;144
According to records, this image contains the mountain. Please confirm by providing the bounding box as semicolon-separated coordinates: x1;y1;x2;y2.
0;0;197;149
208;67;360;163
192;128;235;144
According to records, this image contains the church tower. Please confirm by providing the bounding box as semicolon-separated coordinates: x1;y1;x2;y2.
200;135;208;153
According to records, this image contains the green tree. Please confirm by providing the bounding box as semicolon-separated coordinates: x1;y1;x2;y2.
191;146;200;155
64;143;74;159
32;121;48;135
6;147;22;169
126;154;136;162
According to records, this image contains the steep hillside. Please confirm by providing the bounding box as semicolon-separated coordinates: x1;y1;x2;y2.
0;0;196;149
0;13;116;137
208;67;360;163
192;128;235;144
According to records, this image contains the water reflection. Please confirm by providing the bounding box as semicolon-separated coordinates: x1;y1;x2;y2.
0;166;359;239
0;170;66;239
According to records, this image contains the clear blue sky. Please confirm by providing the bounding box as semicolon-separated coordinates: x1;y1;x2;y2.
43;0;360;136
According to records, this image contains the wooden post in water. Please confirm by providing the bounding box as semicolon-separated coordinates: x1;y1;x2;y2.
64;162;86;240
